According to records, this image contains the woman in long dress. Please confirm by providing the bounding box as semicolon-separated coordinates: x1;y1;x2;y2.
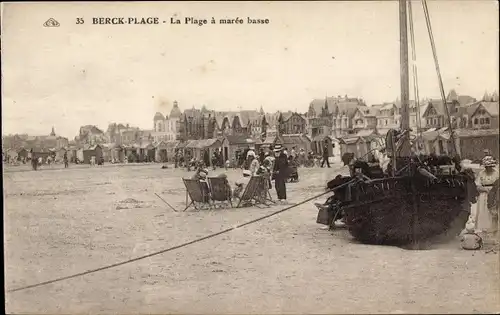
471;156;499;240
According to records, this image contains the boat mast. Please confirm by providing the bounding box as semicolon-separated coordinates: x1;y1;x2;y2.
398;0;412;157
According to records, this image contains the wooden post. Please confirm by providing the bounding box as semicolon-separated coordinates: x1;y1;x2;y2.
398;0;412;158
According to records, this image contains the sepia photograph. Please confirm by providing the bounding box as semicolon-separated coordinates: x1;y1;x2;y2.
2;1;499;313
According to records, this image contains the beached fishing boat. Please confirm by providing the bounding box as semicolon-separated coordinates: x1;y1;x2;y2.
316;0;479;246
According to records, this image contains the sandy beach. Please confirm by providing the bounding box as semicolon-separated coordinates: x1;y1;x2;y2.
4;163;499;314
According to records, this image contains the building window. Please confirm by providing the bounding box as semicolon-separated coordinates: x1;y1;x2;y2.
474;118;479;125
480;118;485;124
485;117;490;124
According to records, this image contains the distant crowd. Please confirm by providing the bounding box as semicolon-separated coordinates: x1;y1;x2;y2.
173;142;335;172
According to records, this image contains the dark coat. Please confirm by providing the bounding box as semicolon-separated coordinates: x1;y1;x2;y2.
273;153;289;179
323;145;329;158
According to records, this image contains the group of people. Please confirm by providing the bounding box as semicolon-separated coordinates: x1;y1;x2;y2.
189;144;291;204
238;144;290;203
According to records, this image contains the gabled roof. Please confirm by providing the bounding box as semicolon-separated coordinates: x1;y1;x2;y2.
354;106;380;117
309;96;365;117
236;110;260;128
471;101;500;117
457;95;477;106
264;112;280;127
80;125;104;135
423;99;448;116
213;112;226;128
446;89;458;102
279;111;305;122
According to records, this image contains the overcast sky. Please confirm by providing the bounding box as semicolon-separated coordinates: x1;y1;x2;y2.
2;1;498;138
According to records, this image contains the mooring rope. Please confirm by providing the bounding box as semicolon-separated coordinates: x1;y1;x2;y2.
7;173;357;294
9;145;393;294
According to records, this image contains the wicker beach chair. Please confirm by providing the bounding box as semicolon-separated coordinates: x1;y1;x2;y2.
182;178;212;211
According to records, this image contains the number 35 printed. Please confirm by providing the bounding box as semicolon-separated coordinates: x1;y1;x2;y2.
76;18;84;24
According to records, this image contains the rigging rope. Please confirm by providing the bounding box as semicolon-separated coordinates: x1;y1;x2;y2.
421;0;457;155
408;0;424;152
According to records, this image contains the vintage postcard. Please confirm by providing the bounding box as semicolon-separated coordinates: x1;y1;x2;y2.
2;1;499;314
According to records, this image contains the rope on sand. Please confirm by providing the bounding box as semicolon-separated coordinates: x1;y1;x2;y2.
7;177;356;294
9;149;389;293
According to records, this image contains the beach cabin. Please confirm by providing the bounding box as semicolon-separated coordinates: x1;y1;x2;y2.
221;135;256;163
155;141;169;162
83;144;103;164
109;144;125;163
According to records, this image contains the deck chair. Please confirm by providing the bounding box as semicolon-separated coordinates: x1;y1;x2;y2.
254;175;275;206
182;178;212;211
207;177;233;208
236;175;268;208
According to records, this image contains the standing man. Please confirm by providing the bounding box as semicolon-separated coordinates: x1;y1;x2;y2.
63;151;69;168
321;141;331;168
30;149;37;171
273;144;289;204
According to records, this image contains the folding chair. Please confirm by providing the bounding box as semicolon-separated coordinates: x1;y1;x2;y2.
182;178;212;211
207;177;233;208
254;175;275;206
236;176;269;208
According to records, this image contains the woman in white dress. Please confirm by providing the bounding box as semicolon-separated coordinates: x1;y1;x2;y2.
471;156;499;239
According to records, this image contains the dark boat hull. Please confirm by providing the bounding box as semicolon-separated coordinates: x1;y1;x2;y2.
320;173;477;246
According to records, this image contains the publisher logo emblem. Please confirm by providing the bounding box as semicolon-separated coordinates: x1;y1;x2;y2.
43;18;60;27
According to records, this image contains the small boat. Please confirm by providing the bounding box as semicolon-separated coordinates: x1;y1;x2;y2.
316;0;479;246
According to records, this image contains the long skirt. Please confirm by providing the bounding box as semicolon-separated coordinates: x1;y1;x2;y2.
275;177;287;200
472;188;497;233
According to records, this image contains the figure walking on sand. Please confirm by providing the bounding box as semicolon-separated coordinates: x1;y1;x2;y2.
63;151;69;168
273;144;288;204
321;141;331;168
30;149;37;171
